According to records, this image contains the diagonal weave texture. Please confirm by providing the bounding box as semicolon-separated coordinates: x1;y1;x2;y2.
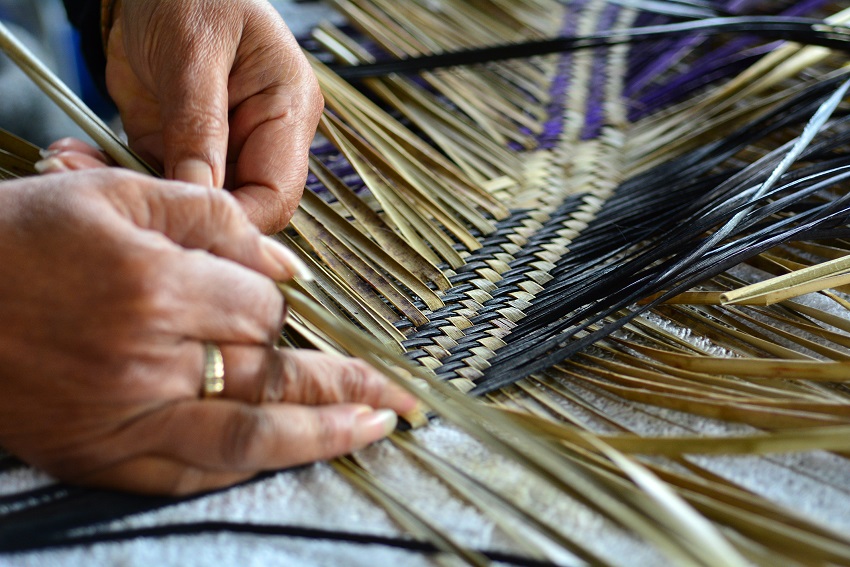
5;1;850;564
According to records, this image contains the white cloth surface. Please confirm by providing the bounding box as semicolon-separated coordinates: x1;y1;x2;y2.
3;2;850;566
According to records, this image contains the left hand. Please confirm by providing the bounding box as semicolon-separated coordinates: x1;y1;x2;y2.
0;169;417;495
104;0;323;234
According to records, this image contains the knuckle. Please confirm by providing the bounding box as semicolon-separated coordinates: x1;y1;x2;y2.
305;79;324;122
292;65;324;124
314;411;351;456
261;348;285;403
123;258;177;324
220;407;271;467
278;350;304;401
339;360;382;404
171;105;229;141
260;284;286;337
203;185;243;223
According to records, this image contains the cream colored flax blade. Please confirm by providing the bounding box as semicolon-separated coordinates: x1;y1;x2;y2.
295;194;438;318
626;343;850;381
391;432;615;567
318;114;463;267
313;22;526;184
307;155;450;290
312;26;522;185
496;382;850;562
326;108;497;239
312;55;511;219
661;304;814;361
290;210;428;326
588;351;825;401
748;305;850;350
496;401;850;563
504;410;850;456
786;300;850;334
298;188;445;311
721;305;850;361
565;358;850;415
319;80;505;231
553;366;843;427
583;435;746;567
276;234;407;347
281;287;747;566
332;458;490;567
332;0;537;149
573;355;760;401
503;386;850;563
631;457;850;567
0;22;152;175
722;254;850;305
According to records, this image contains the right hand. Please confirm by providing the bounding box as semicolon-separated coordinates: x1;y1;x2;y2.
105;0;324;234
0;170;417;495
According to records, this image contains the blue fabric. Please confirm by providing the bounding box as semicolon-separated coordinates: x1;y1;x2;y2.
61;0;106;96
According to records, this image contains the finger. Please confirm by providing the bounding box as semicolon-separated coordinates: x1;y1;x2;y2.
75;455;251;496
113;176;311;282
216;345;418;415
37;151;110;172
228;86;318;233
47;138;112;164
228;81;322;234
163;251;286;343
216;343;284;403
154;32;231;188
145;400;397;472
33;156;71;174
225;8;322;234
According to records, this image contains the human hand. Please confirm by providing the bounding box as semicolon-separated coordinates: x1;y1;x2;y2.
104;0;323;233
0;170;416;495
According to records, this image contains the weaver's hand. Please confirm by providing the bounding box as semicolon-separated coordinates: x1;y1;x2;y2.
104;0;322;233
0;170;415;495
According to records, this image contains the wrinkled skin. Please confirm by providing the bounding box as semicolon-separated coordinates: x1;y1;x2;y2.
0;1;384;496
105;0;323;233
0;170;416;495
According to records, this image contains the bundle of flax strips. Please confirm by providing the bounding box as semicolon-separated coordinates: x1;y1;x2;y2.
4;1;850;565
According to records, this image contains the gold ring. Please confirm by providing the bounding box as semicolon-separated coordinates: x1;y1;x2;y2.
202;342;225;398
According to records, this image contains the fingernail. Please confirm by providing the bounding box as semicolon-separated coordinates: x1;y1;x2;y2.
261;237;314;281
411;378;429;391
34;157;69;174
174;159;214;187
39;149;60;159
353;408;397;447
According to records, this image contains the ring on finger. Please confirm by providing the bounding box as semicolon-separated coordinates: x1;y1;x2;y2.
201;342;225;398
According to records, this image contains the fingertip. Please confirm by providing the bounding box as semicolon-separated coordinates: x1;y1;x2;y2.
259;236;314;281
34;157;70;174
37;151;110;172
351;408;397;449
174;158;215;187
383;382;421;415
47;137;91;153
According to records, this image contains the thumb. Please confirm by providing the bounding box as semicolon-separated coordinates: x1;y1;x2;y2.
158;48;231;188
161;69;228;187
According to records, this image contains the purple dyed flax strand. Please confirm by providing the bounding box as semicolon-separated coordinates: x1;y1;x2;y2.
581;2;622;140
630;0;832;119
523;0;591;150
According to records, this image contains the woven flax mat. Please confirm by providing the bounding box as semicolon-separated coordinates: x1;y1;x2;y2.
4;1;850;565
